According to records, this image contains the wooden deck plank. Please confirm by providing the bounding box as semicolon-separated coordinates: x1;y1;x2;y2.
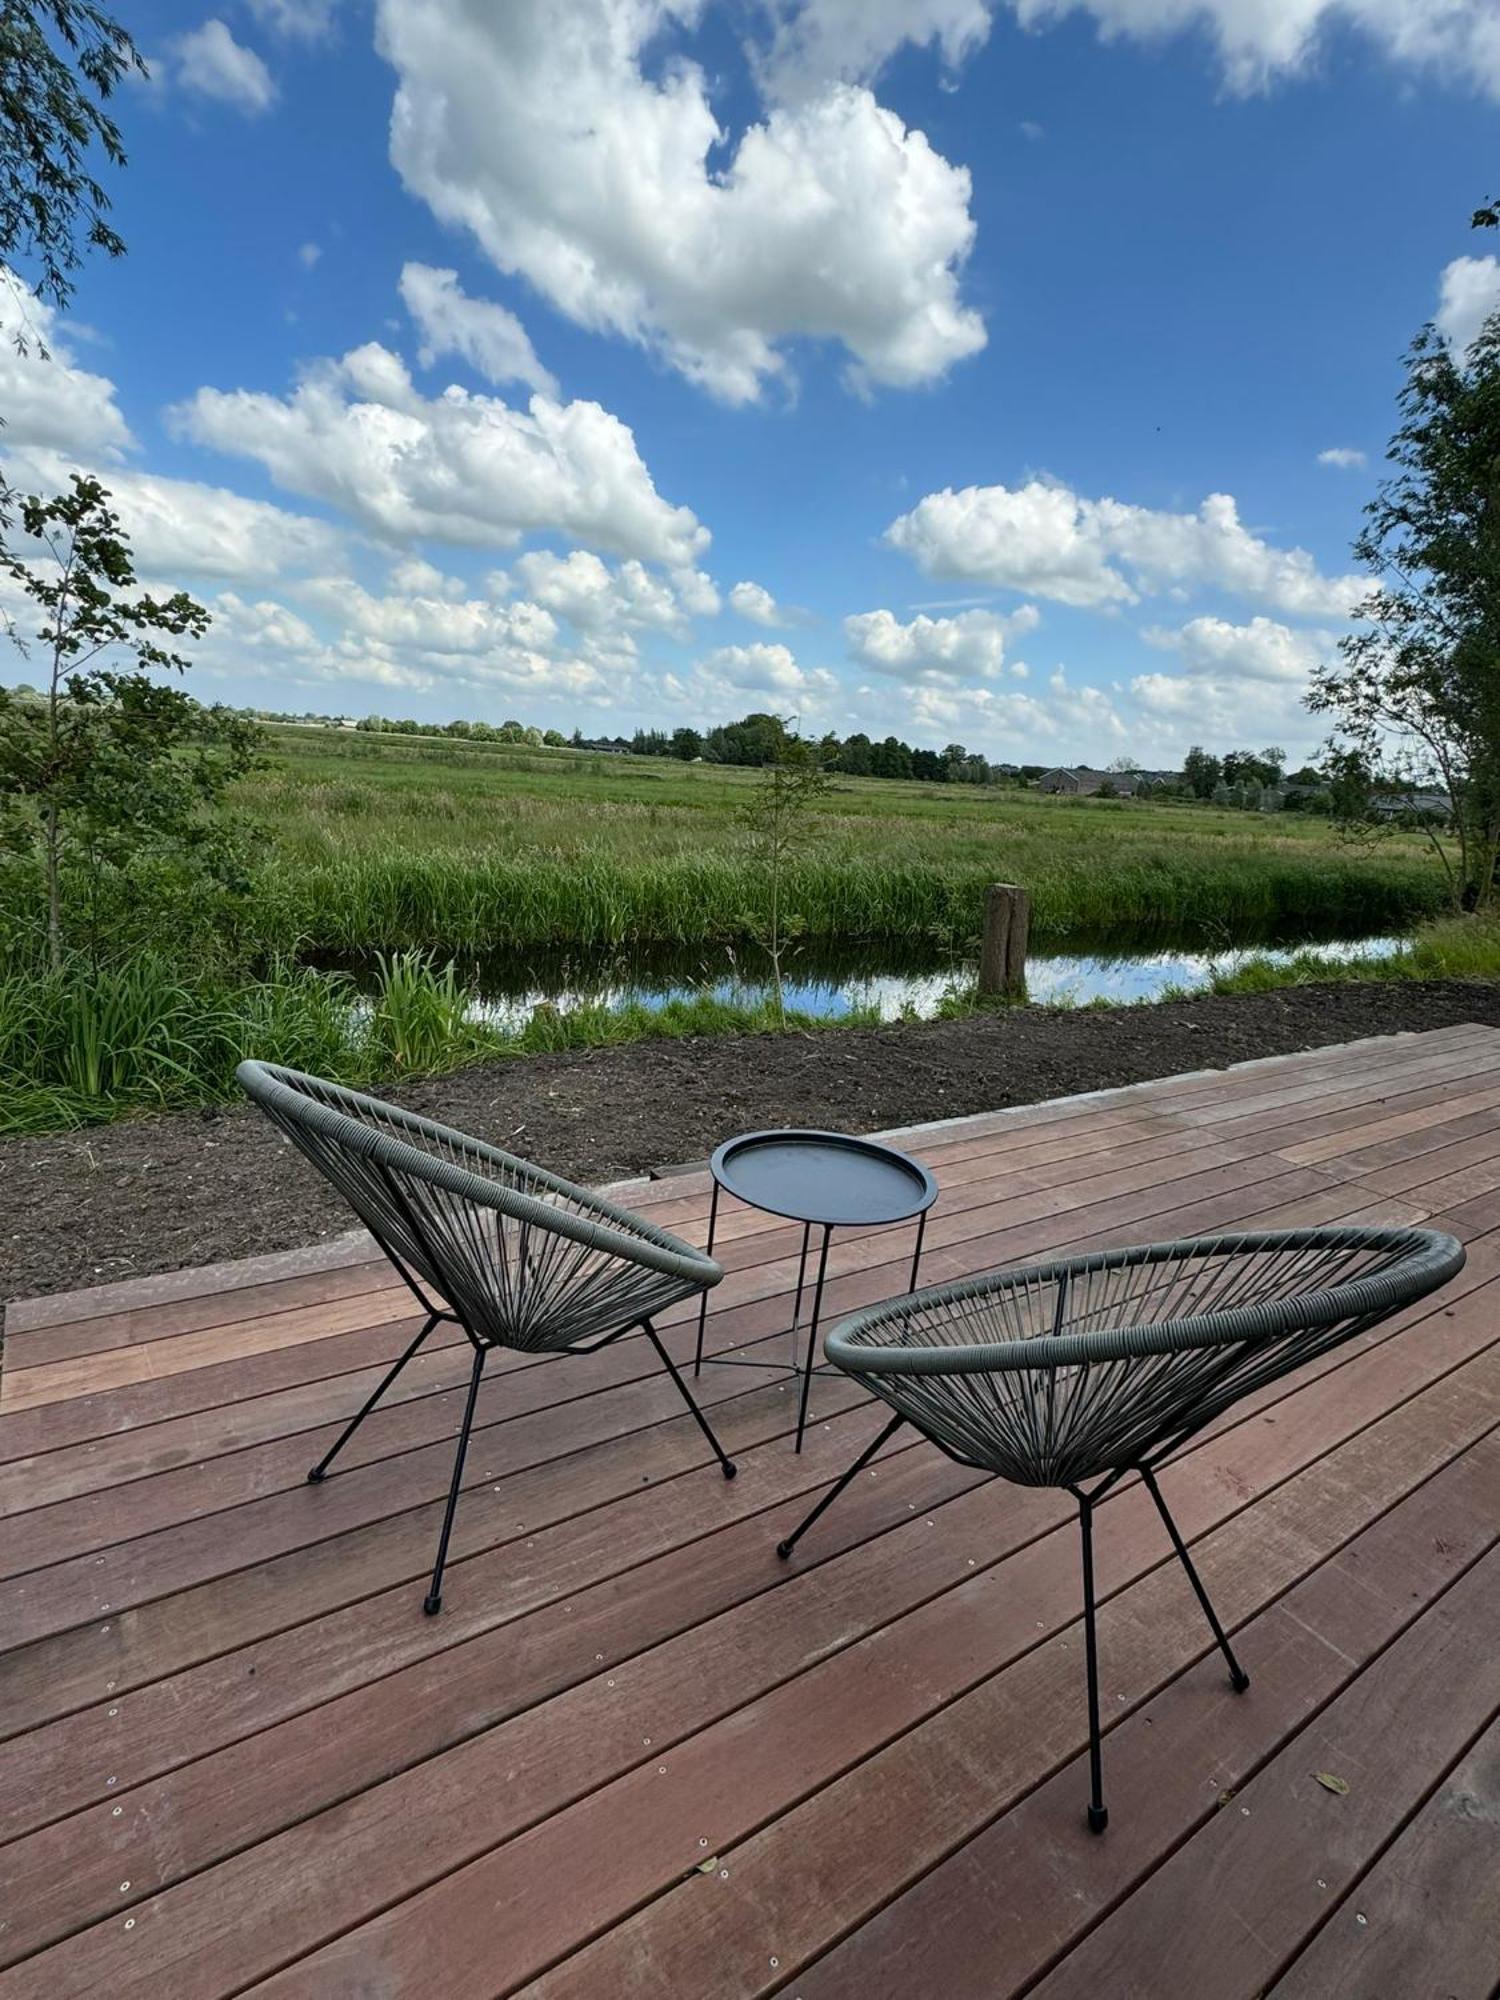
1025;1556;1500;2000
240;1355;1500;2000
9;1025;1494;1373
787;1430;1500;2000
0;1156;1359;1675
2;1028;1496;2000
1281;1088;1500;1171
6;1182;1476;1848
0;1138;1287;1419
0;1166;1445;1750
1266;1712;1500;2000
11;1271;1498;1963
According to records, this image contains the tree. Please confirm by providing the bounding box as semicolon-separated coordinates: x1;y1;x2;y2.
870;734;912;780
837;731;873;776
0;4;144;317
669;726;703;760
1324;746;1375;825
0;476;260;968
739;732;830;1028
1309;311;1500;907
542;727;565;747
1183;745;1221;798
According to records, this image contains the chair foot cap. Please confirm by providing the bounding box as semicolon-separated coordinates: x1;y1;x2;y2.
1087;1804;1109;1835
1230;1669;1251;1693
776;1541;793;1561
306;1468;325;1484
423;1594;442;1616
722;1461;737;1480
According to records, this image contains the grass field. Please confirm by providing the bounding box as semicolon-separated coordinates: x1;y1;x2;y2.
0;726;1463;1132
237;725;1449;955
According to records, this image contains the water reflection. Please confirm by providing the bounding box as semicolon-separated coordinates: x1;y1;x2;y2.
373;929;1406;1032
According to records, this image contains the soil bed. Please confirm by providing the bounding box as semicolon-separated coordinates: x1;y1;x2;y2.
6;979;1499;1309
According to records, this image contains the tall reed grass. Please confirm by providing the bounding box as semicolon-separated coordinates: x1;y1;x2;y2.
1197;916;1500;995
244;846;1438;956
0;951;872;1133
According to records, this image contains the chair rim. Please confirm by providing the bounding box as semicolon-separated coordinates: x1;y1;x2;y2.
236;1060;720;1291
824;1225;1464;1378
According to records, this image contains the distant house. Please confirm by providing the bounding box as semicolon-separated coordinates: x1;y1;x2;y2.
1036;766;1178;798
1370;790;1451;821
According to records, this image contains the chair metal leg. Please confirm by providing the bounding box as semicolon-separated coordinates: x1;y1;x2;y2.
308;1311;440;1483
423;1343;487;1615
1139;1465;1250;1692
643;1321;737;1479
777;1411;905;1559
1077;1494;1109;1833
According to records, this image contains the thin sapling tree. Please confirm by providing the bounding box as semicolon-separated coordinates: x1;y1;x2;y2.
0;474;261;968
739;731;831;1028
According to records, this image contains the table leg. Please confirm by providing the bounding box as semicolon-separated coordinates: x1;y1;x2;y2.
789;1221;811;1371
907;1208;928;1294
693;1178;721;1378
795;1224;833;1454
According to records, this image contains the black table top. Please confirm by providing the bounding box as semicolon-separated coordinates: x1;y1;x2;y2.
709;1128;938;1228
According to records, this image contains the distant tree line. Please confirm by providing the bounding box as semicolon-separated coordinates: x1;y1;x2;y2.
250;706;1450;823
638;713;998;784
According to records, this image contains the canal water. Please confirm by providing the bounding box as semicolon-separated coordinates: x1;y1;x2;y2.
346;924;1406;1032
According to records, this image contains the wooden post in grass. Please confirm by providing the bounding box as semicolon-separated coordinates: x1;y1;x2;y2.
979;883;1031;999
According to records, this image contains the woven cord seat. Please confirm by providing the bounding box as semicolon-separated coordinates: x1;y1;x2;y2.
775;1224;1464;1831
238;1062;734;1614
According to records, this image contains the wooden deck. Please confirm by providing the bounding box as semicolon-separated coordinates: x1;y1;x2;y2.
2;1024;1500;1998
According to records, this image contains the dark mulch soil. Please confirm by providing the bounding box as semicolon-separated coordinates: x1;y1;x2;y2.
7;979;1500;1309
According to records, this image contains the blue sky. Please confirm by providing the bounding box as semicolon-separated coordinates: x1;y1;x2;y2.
3;0;1497;763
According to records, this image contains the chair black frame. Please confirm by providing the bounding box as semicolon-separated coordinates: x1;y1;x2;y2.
239;1061;735;1614
774;1224;1465;1832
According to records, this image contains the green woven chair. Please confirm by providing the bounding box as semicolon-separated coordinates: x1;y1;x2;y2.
775;1225;1465;1831
238;1061;733;1614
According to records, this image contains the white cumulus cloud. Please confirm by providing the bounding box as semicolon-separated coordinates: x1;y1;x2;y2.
171;342;708;567
1316;446;1366;469
375;0;986;403
399;262;557;396
1436;254;1500;359
173;20;277;114
247;0;340;39
760;0;994;93
0;276;132;455
698;640;837;702
728;580;786;626
1129;615;1335;755
844;604;1038;684
886;478;1362;619
1141;614;1332;684
199;573;624;706
1011;0;1500;98
502;548;718;642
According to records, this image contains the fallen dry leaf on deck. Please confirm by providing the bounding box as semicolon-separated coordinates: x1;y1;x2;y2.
1313;1772;1350;1795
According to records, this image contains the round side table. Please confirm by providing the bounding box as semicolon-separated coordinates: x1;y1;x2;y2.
692;1128;938;1451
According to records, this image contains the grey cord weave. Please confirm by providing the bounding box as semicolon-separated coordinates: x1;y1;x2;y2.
824;1226;1464;1486
237;1061;721;1352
